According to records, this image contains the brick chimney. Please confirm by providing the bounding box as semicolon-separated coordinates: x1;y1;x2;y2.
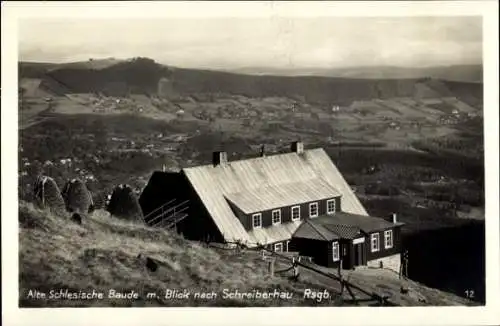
213;151;228;167
392;213;397;224
291;141;304;154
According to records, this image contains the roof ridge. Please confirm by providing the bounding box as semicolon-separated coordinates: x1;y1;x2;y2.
182;147;325;170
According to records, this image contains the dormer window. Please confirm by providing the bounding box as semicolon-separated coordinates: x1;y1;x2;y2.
252;213;262;229
291;206;301;221
327;199;336;215
309;202;318;218
272;209;281;225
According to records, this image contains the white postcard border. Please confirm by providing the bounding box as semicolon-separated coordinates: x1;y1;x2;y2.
2;1;499;326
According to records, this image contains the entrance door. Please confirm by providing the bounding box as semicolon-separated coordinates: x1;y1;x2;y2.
354;243;365;266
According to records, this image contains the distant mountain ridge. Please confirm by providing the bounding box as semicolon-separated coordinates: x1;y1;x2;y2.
18;58;483;106
20;58;482;82
20;58;124;73
225;64;483;83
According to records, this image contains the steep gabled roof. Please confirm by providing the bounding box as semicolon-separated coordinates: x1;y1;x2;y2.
182;148;368;245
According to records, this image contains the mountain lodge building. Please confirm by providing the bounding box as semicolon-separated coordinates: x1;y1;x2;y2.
139;141;403;270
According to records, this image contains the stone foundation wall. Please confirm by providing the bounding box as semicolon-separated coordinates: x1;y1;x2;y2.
367;253;401;273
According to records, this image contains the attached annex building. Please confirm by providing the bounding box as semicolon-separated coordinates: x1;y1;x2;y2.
139;142;403;271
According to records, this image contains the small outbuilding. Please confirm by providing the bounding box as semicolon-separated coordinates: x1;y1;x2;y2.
290;212;404;270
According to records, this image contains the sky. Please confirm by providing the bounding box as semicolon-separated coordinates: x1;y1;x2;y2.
18;16;482;70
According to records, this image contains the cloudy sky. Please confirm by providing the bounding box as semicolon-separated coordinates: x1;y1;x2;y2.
19;16;482;69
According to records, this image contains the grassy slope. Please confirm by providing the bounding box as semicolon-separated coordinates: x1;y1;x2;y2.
19;201;475;307
19;201;333;307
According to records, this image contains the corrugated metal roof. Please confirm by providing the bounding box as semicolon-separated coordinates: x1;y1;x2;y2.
293;219;339;241
225;178;340;214
182;148;369;246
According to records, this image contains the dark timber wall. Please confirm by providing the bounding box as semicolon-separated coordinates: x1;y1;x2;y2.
139;171;223;242
290;237;340;268
366;226;403;261
232;197;341;231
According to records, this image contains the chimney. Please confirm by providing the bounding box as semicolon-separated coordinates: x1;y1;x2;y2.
291;141;304;154
260;145;266;157
392;213;397;224
213;151;228;167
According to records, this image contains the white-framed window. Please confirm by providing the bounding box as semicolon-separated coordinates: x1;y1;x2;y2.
272;209;281;225
371;233;380;252
309;202;319;218
332;241;340;261
252;213;262;229
326;199;336;215
274;242;283;252
384;230;393;249
286;240;290;252
291;205;301;221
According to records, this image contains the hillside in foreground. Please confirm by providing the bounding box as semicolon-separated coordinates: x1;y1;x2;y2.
19;201;476;307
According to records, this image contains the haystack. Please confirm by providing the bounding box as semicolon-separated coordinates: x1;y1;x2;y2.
33;175;66;216
61;178;94;214
106;184;144;222
71;212;83;225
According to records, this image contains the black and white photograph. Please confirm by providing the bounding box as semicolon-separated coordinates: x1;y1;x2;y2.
2;1;499;325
